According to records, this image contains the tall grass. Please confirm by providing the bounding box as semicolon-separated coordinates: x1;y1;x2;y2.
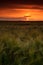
0;23;43;65
0;33;43;65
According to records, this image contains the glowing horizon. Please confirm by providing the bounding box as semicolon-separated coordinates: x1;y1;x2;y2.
0;4;43;21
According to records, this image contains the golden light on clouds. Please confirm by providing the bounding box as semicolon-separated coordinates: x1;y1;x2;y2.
0;8;43;21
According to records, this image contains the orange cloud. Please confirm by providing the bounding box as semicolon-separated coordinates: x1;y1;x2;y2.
0;7;43;21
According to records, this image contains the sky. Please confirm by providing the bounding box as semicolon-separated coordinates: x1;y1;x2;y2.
0;0;43;21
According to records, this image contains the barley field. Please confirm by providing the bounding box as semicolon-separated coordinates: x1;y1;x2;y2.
0;21;43;65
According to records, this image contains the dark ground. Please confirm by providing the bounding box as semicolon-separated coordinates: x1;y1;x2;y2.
0;21;43;65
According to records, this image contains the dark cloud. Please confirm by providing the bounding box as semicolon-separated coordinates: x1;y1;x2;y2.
0;0;43;5
0;0;43;10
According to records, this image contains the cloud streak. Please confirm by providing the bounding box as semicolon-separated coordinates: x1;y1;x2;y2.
0;8;43;21
0;4;43;10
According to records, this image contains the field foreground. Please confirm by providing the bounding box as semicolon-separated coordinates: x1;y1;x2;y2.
0;21;43;65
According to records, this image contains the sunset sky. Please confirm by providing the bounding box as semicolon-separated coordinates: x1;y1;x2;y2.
0;0;43;21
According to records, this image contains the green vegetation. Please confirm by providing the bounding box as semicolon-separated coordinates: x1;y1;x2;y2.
0;22;43;65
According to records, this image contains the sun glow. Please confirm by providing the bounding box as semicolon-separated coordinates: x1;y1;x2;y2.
0;8;43;21
24;13;31;21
